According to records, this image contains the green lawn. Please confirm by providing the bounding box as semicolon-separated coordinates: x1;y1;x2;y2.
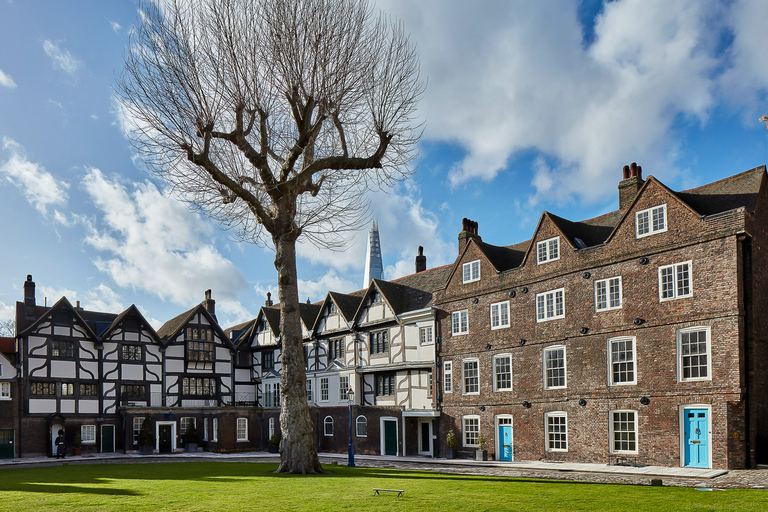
0;462;765;512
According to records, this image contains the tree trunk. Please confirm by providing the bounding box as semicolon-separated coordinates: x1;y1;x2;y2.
273;232;324;474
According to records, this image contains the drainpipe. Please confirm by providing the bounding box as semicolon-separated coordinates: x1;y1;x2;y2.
740;234;752;467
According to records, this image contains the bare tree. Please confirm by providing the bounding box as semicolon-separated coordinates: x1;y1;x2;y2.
117;0;423;473
0;319;14;337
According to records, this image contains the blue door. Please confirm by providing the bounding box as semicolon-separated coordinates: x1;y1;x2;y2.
684;408;709;468
498;424;513;461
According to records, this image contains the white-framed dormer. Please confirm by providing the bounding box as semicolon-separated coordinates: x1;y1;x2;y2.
635;204;667;238
462;260;480;284
536;236;560;264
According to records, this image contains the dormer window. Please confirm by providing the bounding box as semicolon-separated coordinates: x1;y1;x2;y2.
537;237;560;264
371;290;382;304
462;260;480;283
327;302;337;315
636;204;667;238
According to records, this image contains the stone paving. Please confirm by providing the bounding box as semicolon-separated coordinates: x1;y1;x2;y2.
1;451;767;489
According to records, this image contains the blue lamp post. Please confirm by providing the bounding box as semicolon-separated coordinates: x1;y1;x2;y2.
347;388;355;467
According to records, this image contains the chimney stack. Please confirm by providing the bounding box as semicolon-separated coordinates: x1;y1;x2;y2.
415;246;427;273
24;275;36;319
204;289;216;320
266;292;273;307
618;162;645;210
458;218;481;254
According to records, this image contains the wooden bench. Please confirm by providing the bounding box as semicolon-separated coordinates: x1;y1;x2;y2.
373;488;405;497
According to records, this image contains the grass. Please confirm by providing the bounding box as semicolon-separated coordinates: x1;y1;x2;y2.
0;462;765;511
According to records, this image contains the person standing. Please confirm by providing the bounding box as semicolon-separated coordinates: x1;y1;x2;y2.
55;430;65;459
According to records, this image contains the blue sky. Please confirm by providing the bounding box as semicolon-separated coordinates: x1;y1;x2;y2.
1;0;767;329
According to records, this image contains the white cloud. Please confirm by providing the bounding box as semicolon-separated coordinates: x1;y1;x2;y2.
109;20;122;33
298;269;359;303
295;185;455;287
380;0;757;205
42;39;83;76
0;138;70;216
81;167;250;317
82;284;125;313
0;68;16;89
0;301;14;323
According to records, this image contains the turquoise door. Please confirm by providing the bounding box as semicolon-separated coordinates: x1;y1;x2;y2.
384;420;397;456
498;425;513;461
684;408;709;468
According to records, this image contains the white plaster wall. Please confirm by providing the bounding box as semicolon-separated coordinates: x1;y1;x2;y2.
79;400;99;414
122;364;144;380
29;399;56;413
79;362;99;379
50;360;76;378
54;326;70;336
124;332;139;342
60;400;75;414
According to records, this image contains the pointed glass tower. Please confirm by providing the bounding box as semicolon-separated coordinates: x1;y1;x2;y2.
363;220;383;287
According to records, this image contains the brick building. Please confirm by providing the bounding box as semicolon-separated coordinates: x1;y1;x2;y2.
435;164;768;469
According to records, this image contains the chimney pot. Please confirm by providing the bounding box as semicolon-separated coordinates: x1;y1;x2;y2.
622;165;630;179
415;246;427;273
266;292;273;307
618;162;645;209
204;290;216;320
636;165;642;180
76;301;80;309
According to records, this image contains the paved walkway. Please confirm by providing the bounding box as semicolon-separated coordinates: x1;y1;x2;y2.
1;451;767;489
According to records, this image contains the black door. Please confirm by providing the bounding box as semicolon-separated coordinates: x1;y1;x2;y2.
0;429;14;459
159;425;172;453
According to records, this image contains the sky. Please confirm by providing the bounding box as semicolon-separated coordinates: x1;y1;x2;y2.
1;0;767;330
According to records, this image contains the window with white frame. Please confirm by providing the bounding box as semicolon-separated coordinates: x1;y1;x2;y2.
636;204;667;238
443;360;453;393
536;289;565;322
678;327;711;381
609;336;636;385
236;418;248;441
419;326;433;345
494;354;512;391
132;417;143;444
180;417;196;435
659;261;692;301
537;237;560;264
595;277;622;311
212;418;218;442
1;382;11;400
543;346;566;389
427;372;433;398
306;379;313;402
462;260;480;283
490;301;510;329
320;377;329;401
269;417;276;439
545;412;567;451
356;415;367;437
463;416;480;447
451;310;468;335
610;410;638;453
81;424;96;444
324;416;334;436
463;359;479;395
339;375;349;401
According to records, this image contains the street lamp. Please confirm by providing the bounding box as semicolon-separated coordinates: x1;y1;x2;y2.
347;388;355;467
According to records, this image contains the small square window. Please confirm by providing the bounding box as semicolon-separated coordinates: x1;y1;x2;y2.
595;277;622;311
636;205;667;238
659;261;692;301
536;289;565;322
81;425;96;444
0;382;10;400
462;260;481;283
537;237;560;264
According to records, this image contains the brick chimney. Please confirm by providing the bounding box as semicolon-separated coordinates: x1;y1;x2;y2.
415;246;427;273
618;162;644;210
204;289;216;320
458;218;481;254
24;275;36;319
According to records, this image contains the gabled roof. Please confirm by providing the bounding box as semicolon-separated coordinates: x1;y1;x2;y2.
156;303;231;348
225;318;256;347
17;296;101;341
262;307;281;335
391;264;452;298
299;302;322;329
0;337;15;356
675;165;765;215
447;165;766;274
329;291;364;321
99;304;161;343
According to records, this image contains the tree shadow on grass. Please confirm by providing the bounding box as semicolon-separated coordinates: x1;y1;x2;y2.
2;482;142;496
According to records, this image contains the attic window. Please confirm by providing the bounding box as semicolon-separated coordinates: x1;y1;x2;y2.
462;260;480;284
537;237;560;264
636;204;667;238
328;302;338;315
371;290;382;304
574;238;587;250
